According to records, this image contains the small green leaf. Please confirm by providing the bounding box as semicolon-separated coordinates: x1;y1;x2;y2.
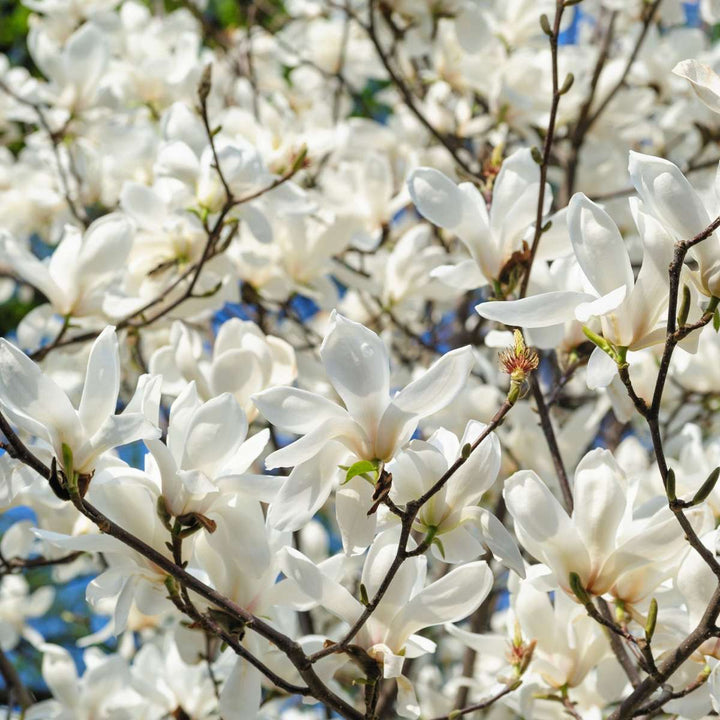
432;536;446;559
344;459;379;484
359;583;369;606
713;309;720;332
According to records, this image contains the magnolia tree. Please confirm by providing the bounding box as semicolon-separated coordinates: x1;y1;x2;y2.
3;0;720;718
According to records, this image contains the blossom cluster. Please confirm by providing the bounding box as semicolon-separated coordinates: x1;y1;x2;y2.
0;0;719;719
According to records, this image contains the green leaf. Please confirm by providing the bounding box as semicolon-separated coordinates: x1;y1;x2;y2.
344;459;379;484
432;536;446;559
713;309;720;332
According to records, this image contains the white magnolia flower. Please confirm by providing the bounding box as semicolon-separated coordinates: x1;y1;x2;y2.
407;147;560;289
629;151;720;298
0;215;133;345
149;318;297;421
280;530;493;718
388;421;524;574
145;382;275;517
253;311;474;529
505;448;694;600
0;326;160;475
477;189;674;390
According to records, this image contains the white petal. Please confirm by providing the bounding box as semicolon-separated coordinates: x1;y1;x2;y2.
504;470;591;590
77;213;133;279
279;546;363;625
264;416;363;469
0;338;81;453
586;346;618;389
375;347;474;459
572;449;627;566
629;151;711;243
267;446;345;530
462;506;526;577
219;659;262;720
407;167;464;229
320;312;390;435
78;326;120;438
568;193;633;298
430;260;486;289
673;59;720;114
574;284;627;323
41;644;79;709
477;291;592;328
251;386;348;434
387;561;492;648
336;475;377;555
181;394;248;477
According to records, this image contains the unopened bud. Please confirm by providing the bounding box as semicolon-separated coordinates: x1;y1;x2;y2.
198;64;212;106
677;284;691;328
645;598;658;642
691;467;720;506
539;13;552;36
664;468;676;502
559;73;574;95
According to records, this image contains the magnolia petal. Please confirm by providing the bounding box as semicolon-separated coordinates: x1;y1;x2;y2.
673;59;720;114
387;561;492;649
396;675;421;720
407;167;464;229
504;470;592;589
266;445;345;530
430;260;486;290
336;475;377;555
629;151;711;243
572;449;627;568
586;346;618;389
568;193;633;298
264;416;362;469
477;291;591;328
78;213;133;279
320;312;390;435
219;659;262;720
574;284;627;323
87;413;160;471
181;394;248;477
279;546;364;626
376;346;474;459
251;386;349;434
462;506;526;578
40;644;80;709
0;233;62;307
0;338;81;453
388;346;474;418
78;326;120;438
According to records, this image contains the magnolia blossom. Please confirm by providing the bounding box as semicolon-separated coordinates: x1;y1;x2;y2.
629;151;720;298
388;421;524;573
253;311;474;529
145;383;275;517
504;449;697;600
279;530;493;718
149;318;297;421
407;148;558;289
0;327;159;474
0;215;132;346
477;181;675;387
